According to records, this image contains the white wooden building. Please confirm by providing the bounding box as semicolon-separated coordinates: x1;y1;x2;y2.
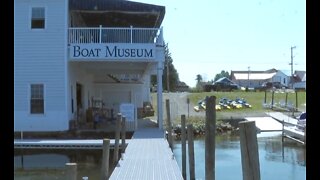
231;69;289;88
14;0;166;131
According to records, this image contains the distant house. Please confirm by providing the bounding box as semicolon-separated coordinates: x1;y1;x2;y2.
175;81;190;92
230;68;289;89
203;77;238;92
292;70;306;90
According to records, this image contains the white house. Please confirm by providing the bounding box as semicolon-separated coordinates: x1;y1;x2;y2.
230;69;290;88
14;0;166;131
292;70;306;90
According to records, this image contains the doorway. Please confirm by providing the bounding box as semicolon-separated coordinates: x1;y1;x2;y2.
76;83;83;121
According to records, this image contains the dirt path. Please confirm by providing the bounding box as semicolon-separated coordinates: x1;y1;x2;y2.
162;92;205;119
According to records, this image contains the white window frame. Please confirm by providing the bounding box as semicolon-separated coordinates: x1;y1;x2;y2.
30;7;46;30
29;84;45;114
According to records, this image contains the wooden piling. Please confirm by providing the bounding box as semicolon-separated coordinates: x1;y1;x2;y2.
101;139;110;180
66;163;77;180
271;90;274;109
239;121;261;180
181;114;187;180
113;113;122;166
264;91;267;104
166;99;173;149
205;96;216;180
285;92;288;107
187;124;195;180
282;119;285;143
295;91;298;110
187;98;190;118
121;116;126;154
304;126;306;145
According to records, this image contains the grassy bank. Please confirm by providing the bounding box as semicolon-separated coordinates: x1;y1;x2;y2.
188;91;306;113
151;91;306;130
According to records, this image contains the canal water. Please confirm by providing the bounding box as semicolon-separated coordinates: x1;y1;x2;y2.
14;133;306;180
173;132;306;180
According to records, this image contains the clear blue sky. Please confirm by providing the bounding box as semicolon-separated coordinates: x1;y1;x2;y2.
135;0;306;87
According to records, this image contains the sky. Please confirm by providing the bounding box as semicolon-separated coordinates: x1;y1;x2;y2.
134;0;306;87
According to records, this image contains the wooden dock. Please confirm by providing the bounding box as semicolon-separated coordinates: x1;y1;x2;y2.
265;112;298;125
266;112;305;144
14;118;183;179
109;127;183;180
14;139;130;149
245;117;283;132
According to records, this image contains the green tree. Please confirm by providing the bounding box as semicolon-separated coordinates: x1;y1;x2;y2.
195;74;203;91
214;70;230;81
151;43;179;91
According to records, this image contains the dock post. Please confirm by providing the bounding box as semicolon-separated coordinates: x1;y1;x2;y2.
181;115;187;180
295;91;298;111
285;92;288;107
121;116;126;154
282;119;285;143
187;124;195;180
166;99;173;150
304;126;306;145
264;91;267;104
239;121;261;180
101;139;110;180
205;96;216;180
66;163;77;180
113;113;122;166
187;98;190;118
271;90;274;109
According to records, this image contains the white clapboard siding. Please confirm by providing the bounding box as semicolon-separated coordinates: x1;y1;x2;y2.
14;0;68;131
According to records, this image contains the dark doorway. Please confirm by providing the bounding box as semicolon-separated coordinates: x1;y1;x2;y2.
76;83;83;113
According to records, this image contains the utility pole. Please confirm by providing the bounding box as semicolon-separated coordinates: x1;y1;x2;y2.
290;46;296;88
247;66;250;88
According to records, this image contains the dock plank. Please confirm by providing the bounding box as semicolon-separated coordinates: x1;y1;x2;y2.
109;128;183;180
265;112;298;125
245;117;283;132
14;139;130;149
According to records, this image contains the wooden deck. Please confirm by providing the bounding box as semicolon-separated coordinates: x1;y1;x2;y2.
14;118;183;179
266;112;305;144
245;117;283;132
14;139;129;149
265;112;298;124
109;120;183;180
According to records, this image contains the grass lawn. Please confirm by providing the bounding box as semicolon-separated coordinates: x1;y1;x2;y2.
188;90;306;113
150;91;306;127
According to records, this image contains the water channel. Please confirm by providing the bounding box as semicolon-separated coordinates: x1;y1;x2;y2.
14;133;305;180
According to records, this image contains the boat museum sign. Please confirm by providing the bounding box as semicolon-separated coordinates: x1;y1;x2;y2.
69;44;156;60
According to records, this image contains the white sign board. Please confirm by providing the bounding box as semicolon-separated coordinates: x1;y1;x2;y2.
120;103;135;122
69;43;156;60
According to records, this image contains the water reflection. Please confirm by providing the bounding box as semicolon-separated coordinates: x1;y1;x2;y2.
14;134;305;180
14;149;113;180
173;133;306;180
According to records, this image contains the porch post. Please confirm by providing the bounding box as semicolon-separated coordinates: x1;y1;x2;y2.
99;25;102;43
157;61;164;129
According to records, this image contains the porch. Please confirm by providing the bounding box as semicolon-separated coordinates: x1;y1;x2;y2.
68;26;163;44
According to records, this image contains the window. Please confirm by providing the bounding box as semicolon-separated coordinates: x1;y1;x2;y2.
31;7;45;29
30;84;44;114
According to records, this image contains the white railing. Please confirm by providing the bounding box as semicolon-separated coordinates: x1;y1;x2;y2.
68;26;163;45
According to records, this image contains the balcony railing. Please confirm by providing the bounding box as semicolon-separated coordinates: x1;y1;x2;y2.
68;26;163;45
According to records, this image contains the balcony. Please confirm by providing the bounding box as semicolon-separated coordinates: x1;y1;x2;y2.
68;26;163;45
